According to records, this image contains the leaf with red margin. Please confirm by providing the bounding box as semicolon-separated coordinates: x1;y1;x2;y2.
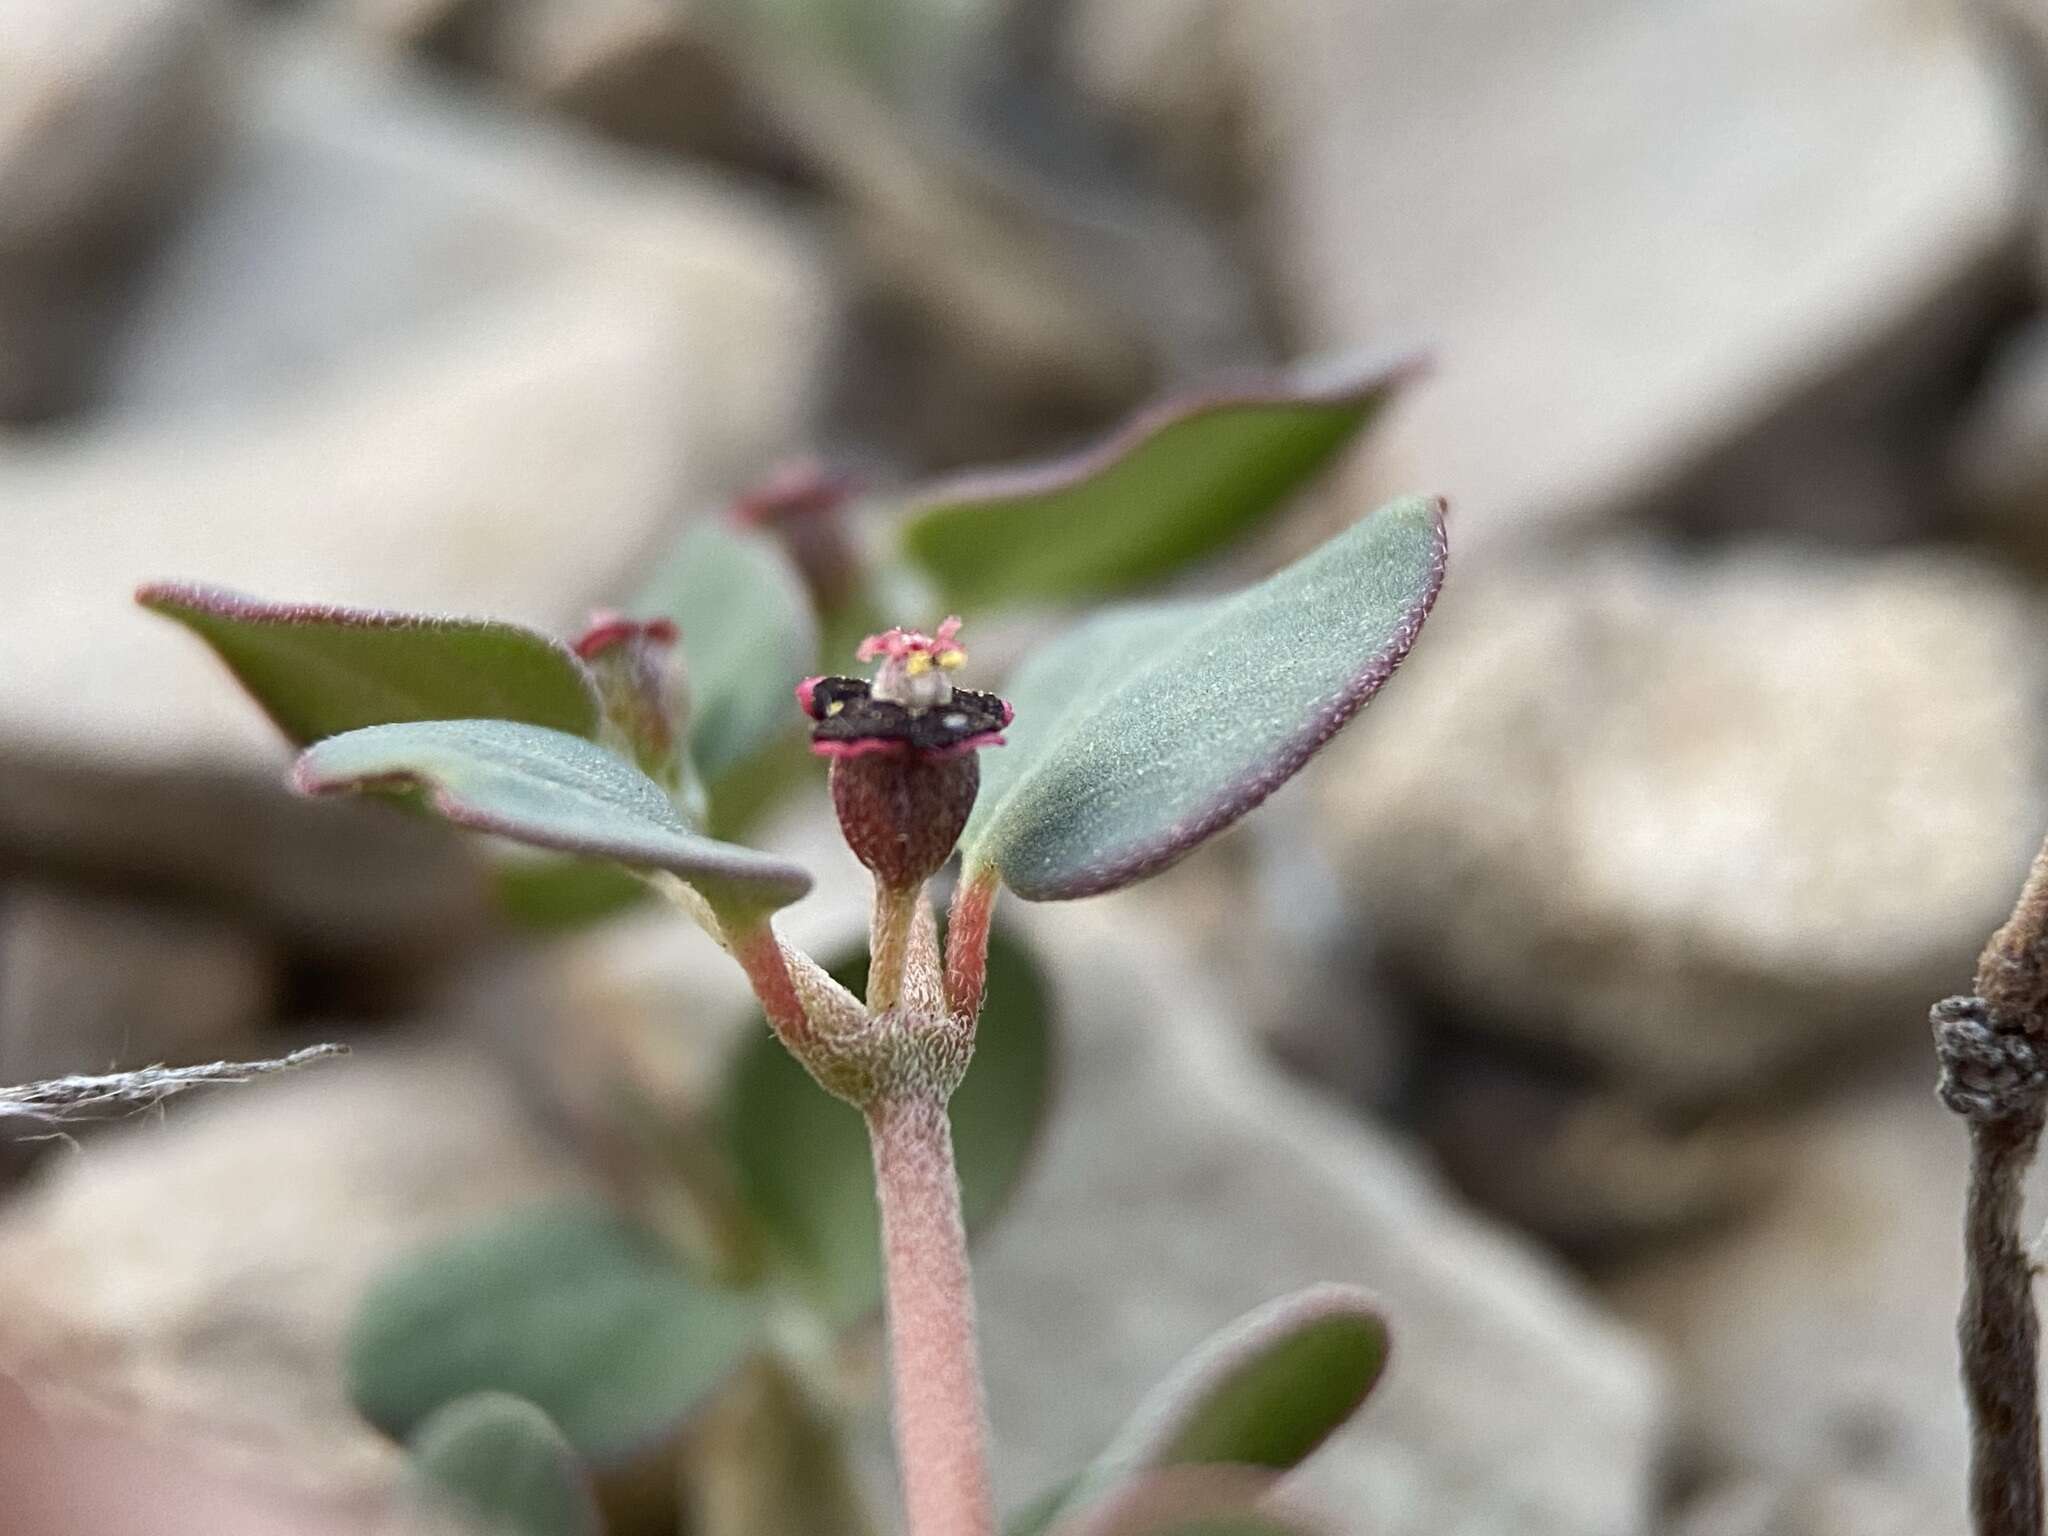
295;720;810;918
963;496;1445;901
897;352;1420;608
137;583;603;745
1010;1287;1389;1536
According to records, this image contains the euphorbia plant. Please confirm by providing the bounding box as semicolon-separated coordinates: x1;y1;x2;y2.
140;362;1444;1536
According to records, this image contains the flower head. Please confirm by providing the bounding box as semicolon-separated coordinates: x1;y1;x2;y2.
798;619;1012;888
798;618;1010;761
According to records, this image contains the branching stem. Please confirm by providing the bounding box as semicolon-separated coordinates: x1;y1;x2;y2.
732;923;815;1058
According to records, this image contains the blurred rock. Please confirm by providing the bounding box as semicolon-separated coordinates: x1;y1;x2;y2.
0;0;230;421
330;0;492;56
0;752;488;976
1059;0;1244;212
967;905;1669;1536
1602;1073;1998;1536
0;22;833;770
1067;0;2025;554
1413;1044;1784;1259
0;884;279;1088
0;1041;590;1501
1324;544;2047;1105
1953;312;2048;566
326;0;792;169
467;0;791;171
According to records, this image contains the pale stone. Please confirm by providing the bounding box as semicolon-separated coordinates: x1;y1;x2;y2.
965;904;1669;1536
1322;544;2048;1104
0;885;279;1087
0;25;834;770
1069;0;2024;554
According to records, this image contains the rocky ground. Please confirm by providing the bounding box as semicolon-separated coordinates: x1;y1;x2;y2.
4;1;2048;1533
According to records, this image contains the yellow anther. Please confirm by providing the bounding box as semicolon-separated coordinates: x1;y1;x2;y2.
905;653;933;676
935;648;966;670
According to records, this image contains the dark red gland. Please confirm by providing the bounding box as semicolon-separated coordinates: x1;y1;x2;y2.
800;619;1011;887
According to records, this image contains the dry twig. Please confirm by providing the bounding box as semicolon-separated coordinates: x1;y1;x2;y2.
1936;835;2048;1536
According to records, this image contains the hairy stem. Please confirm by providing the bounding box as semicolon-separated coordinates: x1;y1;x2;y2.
945;866;1000;1020
867;1094;996;1536
733;923;814;1057
869;883;923;1014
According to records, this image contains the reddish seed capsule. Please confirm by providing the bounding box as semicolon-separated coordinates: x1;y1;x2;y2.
797;619;1012;890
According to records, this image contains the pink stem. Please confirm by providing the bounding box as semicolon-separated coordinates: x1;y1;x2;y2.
944;867;1000;1020
868;1094;997;1536
732;924;813;1056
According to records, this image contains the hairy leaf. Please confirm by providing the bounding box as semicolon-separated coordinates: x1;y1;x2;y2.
636;521;820;787
723;925;1054;1324
295;719;810;917
964;496;1445;900
137;584;601;745
1014;1287;1388;1536
349;1204;764;1465
898;354;1419;607
407;1393;602;1536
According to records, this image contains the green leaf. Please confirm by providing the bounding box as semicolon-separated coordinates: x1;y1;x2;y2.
1013;1287;1388;1536
965;496;1445;901
349;1203;766;1466
723;925;1054;1325
897;354;1419;608
635;521;820;789
683;1359;881;1536
295;719;811;918
492;855;650;930
407;1392;602;1536
137;583;602;745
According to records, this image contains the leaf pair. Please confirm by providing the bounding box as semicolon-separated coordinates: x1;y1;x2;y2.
141;347;1440;929
347;929;1053;1465
139;535;817;925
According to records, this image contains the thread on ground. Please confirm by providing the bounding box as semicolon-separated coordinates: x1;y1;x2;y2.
0;1044;348;1122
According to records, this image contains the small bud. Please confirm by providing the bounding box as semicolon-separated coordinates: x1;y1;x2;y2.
577;612;692;797
732;458;863;614
798;620;1011;890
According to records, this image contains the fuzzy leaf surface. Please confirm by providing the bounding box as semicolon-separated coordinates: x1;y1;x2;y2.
137;584;602;745
407;1392;602;1536
723;926;1054;1324
1013;1287;1388;1536
636;521;820;786
964;496;1445;900
898;354;1418;607
349;1204;764;1465
295;719;810;916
